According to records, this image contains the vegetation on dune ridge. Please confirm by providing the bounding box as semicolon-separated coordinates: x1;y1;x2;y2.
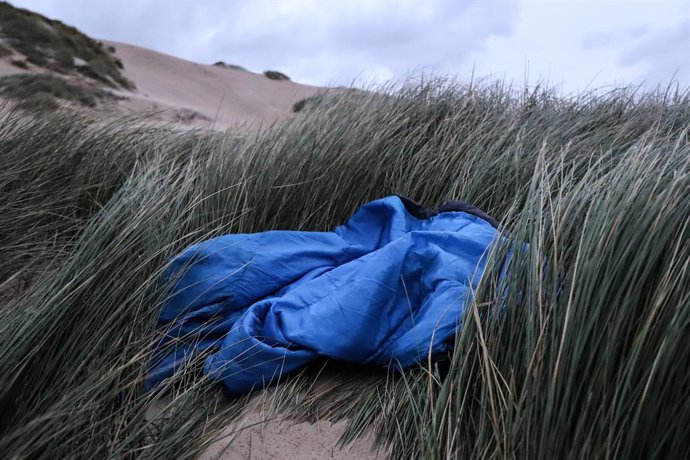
0;73;116;110
0;79;688;459
213;61;247;71
264;69;290;81
9;57;27;69
0;1;133;89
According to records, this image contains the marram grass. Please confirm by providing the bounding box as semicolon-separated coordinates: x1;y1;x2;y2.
0;79;688;459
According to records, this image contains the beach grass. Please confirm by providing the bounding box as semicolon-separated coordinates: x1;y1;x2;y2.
0;78;688;458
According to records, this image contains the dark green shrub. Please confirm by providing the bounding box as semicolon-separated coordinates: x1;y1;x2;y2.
9;58;27;69
264;70;290;81
214;61;247;71
53;48;73;72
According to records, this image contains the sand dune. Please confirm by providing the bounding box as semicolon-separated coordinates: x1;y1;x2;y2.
0;39;323;131
105;40;322;130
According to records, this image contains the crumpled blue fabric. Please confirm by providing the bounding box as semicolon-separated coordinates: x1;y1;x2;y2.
149;195;501;395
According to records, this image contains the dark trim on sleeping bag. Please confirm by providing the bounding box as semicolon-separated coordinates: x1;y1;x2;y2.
396;195;500;229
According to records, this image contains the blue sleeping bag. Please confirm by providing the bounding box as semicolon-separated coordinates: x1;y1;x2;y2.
149;195;501;394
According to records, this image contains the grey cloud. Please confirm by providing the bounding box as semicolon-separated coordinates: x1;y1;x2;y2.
11;0;520;85
208;0;520;84
620;20;689;65
620;20;690;86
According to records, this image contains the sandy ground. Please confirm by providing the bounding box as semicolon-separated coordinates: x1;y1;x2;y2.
103;40;323;131
200;406;385;460
195;364;389;460
0;58;24;75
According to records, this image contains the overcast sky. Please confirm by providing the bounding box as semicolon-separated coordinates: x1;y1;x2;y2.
11;0;690;92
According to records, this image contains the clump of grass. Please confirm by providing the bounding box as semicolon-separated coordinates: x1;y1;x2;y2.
264;69;290;81
0;73;110;110
0;1;133;89
292;92;335;112
0;41;12;57
9;58;27;69
0;79;688;458
213;61;247;71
